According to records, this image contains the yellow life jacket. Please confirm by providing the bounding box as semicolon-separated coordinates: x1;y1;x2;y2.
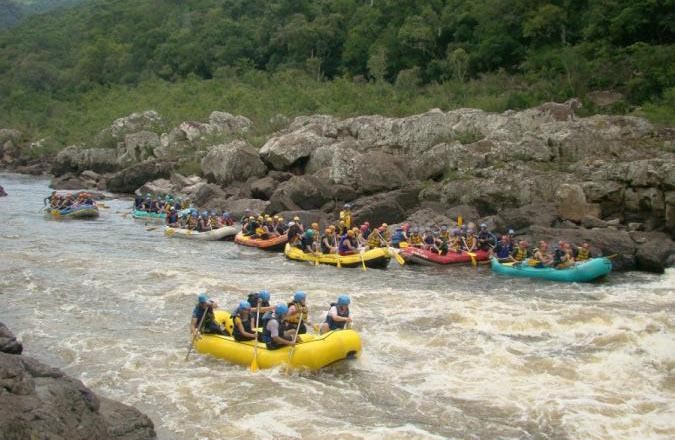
339;210;352;229
255;226;265;236
410;234;423;245
513;247;528;261
576;247;590;261
465;235;476;247
440;231;450;242
367;232;381;248
210;217;218;228
286;302;308;324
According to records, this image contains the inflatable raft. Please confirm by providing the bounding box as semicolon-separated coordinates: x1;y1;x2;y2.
194;310;361;370
132;209;166;221
164;225;237;240
284;244;391;269
490;257;612;282
46;205;99;219
234;231;288;251
399;246;490;265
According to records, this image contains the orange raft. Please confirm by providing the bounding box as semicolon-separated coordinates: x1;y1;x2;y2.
234;231;288;252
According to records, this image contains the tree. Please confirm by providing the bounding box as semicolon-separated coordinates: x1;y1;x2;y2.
448;47;469;82
367;45;388;81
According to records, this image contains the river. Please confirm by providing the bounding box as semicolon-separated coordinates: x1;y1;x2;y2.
0;172;673;440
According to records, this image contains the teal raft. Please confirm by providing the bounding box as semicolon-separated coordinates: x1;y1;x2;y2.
132;209;166;220
490;257;612;283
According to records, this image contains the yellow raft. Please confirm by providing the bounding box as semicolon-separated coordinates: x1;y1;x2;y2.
194;310;362;370
284;243;391;269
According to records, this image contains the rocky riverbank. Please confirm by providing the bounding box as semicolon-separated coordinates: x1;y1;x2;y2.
1;103;674;272
0;322;156;440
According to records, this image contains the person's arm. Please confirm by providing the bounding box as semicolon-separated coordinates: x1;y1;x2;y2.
328;308;352;324
269;320;294;346
235;317;256;338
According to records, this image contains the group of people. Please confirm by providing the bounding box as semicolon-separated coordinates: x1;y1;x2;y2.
190;290;352;349
134;193;189;214
166;208;235;231
493;237;594;268
44;191;96;209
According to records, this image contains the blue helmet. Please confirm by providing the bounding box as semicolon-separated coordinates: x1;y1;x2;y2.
258;290;270;301
293;291;306;302
337;294;350;306
198;293;209;304
223;211;230;217
275;303;289;316
239;300;251;310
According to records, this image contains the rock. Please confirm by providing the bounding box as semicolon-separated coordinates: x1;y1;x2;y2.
555;183;601;222
53;146;119;176
632;232;675;273
50;173;96;190
499;203;558;230
80;170;101;181
107;160;176;194
194;183;227;206
580;215;607;229
587;90;624;107
404;208;454;229
627;222;644;232
0;322;22;354
170;173;203;189
118;131;161;166
216;198;269;218
110;111;163;138
268;175;331;212
268;170;294;183
446;205;480;223
201;140;267;185
534;98;582;122
0;352;156;440
330;184;359;202
0;128;22;163
259;131;334;170
350;191;410;227
208;111;252;134
335;151;410;194
136;178;174;198
250;176;277;200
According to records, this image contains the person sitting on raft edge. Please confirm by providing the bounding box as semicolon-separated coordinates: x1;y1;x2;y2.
319;295;352;335
191;293;227;337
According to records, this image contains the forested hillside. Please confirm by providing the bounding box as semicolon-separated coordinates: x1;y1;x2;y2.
0;0;673;149
0;0;23;29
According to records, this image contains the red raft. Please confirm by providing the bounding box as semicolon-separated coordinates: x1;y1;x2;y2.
234;231;288;252
399;246;490;265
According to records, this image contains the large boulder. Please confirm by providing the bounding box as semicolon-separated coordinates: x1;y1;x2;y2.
0;128;23;163
118;131;161;166
349;188;421;227
201;140;267;185
250;176;278;200
0;322;22;354
332;151;410;194
107;160;176;193
214;198;269;218
194;183;227;206
555;183;601;223
208;111;252;134
0;352;156;440
500;203;559;230
136;178;174;198
268;175;331;212
110;111;164;138
53;146;119;176
259;131;334;170
633;232;675;273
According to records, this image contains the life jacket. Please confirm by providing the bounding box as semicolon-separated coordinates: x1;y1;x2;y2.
255;226;266;236
261;312;285;344
440;231;450;242
391;230;404;245
167;212;178;224
187;216;197;229
339;210;352;229
232;311;253;338
512;246;529;261
410;233;423;246
210;217;218;228
338;235;353;254
287;225;300;241
495;242;512;259
464;235;477;248
194;304;216;329
423;234;435;245
325;303;349;331
286;301;308;325
320;235;332;253
576;247;590;261
367;232;381;248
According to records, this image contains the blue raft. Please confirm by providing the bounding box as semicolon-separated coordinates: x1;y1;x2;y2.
490;257;612;283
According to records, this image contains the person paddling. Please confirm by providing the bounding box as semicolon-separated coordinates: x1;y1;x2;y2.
232;301;257;341
191;293;227;337
261;304;297;349
319;295;352;334
287;291;311;335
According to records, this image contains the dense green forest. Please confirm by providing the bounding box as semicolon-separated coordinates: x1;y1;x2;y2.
0;0;673;150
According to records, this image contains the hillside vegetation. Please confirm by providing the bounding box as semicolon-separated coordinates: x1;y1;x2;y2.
0;0;673;149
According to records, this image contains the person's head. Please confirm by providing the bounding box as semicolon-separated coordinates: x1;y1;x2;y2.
293;291;306;303
344;203;351;209
381;223;388;229
337;294;350;307
293;216;301;222
311;222;319;230
581;242;590;249
324;228;331;235
501;234;508;242
412;227;419;234
275;303;289;317
508;229;515;236
288;221;295;227
198;293;210;306
171;206;176;211
441;225;448;231
223;211;230;218
539;241;548;250
258;290;270;302
480;223;487;230
519;240;529;248
360;224;368;233
347;230;354;237
239;300;251;313
249;216;255;221
339;220;345;226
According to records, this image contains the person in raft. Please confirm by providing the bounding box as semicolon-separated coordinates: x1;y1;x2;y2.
319;295;352;334
246;289;273;328
231;300;257;342
261;304;298;349
287;291;311;335
191;293;227;337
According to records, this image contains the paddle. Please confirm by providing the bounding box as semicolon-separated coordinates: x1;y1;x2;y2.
334;233;341;268
250;304;261;372
359;248;367;272
461;237;477;267
286;314;303;374
185;305;209;361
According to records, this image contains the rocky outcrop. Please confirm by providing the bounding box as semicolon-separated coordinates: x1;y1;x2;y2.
201;140;267;185
0;323;156;440
268;175;331;212
53;145;119;175
107;160;176;193
0;322;22;354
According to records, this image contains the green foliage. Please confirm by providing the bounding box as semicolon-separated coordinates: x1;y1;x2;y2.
454;129;484;145
0;0;672;149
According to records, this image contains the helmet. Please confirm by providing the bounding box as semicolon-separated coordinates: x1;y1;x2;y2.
412;227;419;233
325;228;331;234
239;300;251;310
344;203;351;208
364;222;370;226
278;217;284;222
249;216;255;220
381;223;388;228
337;294;350;306
293;291;306;302
347;230;354;237
259;290;270;301
223;212;230;217
145;193;151;198
294;216;300;221
275;303;289;316
288;221;295;226
198;293;209;304
441;225;448;230
311;222;319;229
305;229;314;238
480;223;487;228
170;207;176;211
508;229;515;235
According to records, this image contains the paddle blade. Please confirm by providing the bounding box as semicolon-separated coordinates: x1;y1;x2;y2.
250;357;259;372
457;215;463;227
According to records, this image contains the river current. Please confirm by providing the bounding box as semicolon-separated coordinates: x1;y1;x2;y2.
0;172;673;440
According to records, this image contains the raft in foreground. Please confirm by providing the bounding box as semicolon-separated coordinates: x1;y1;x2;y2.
234;232;288;251
399;247;489;265
164;225;237;240
46;205;99;219
194;310;362;370
490;257;612;282
284;244;391;269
